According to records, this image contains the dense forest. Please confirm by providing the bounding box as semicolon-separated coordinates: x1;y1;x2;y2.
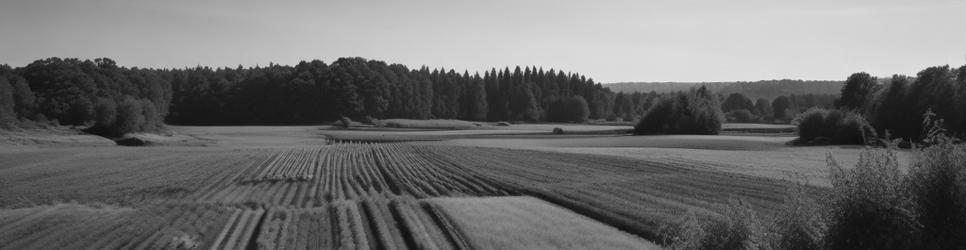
0;58;170;136
0;57;616;134
163;57;615;124
0;57;853;136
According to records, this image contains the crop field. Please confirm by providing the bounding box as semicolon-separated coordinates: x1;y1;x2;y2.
427;196;661;249
438;134;915;187
0;126;832;249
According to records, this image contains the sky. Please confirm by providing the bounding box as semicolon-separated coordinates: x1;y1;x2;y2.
1;0;964;83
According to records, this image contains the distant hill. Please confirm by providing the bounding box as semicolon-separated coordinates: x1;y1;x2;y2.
605;80;843;101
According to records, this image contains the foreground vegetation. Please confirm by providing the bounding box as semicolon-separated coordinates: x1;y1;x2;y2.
662;137;966;250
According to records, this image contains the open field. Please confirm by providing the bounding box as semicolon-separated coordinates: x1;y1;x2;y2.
0;124;875;248
437;135;914;187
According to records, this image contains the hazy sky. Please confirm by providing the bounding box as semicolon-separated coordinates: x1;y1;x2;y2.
1;0;964;82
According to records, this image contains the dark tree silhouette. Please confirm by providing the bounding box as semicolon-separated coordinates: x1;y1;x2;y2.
836;72;877;110
634;87;723;135
772;96;792;120
721;93;755;113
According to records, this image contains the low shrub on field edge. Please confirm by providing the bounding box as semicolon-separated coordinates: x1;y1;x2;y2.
825;148;920;250
660;199;766;250
662;140;966;250
906;137;966;249
767;179;826;250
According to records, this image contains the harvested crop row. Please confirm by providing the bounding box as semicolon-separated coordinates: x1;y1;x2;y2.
0;147;272;207
250;198;468;250
202;143;515;207
211;208;266;250
0;203;238;250
421;145;797;242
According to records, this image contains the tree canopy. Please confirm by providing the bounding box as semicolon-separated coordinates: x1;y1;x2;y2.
634;87;724;135
0;57;617;133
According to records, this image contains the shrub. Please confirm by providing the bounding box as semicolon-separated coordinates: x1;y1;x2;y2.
794;108;873;145
795;108;828;142
361;115;378;125
768;180;826;250
552;127;564;134
822;109;843;138
114;97;145;135
824;149;919;250
661;199;765;250
339;116;353;128
676;134;966;250
906;140;966;249
831;112;875;145
634;87;723;135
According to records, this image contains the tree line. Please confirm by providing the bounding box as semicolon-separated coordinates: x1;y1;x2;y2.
164;57;615;124
0;58;170;136
0;57;617;134
720;92;837;123
0;57;856;136
796;64;966;144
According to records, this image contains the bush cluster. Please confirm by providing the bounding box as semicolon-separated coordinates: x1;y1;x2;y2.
661;199;765;250
662;140;966;250
86;96;163;137
795;108;876;145
634;87;724;135
824;149;919;249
